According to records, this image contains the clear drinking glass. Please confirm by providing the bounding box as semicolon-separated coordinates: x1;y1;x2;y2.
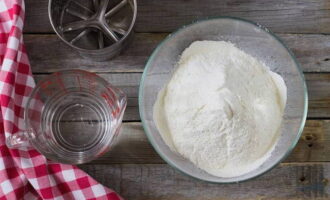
6;69;127;164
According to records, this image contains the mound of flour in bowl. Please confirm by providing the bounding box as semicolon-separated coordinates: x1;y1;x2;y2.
153;41;287;177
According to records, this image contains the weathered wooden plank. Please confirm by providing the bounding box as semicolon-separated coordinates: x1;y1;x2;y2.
136;0;330;34
25;33;164;73
93;122;162;164
287;120;330;162
25;0;330;34
33;73;330;120
79;120;330;164
25;33;330;73
282;34;330;73
25;0;50;33
306;73;330;118
80;163;330;199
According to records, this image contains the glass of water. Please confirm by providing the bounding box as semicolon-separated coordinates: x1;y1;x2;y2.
6;69;127;164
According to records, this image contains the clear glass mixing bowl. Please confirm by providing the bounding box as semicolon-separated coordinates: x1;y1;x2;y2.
139;17;308;183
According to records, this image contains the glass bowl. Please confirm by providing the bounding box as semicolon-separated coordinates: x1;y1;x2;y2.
139;17;308;183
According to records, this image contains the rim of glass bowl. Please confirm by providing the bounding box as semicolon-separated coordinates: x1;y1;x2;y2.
138;16;308;184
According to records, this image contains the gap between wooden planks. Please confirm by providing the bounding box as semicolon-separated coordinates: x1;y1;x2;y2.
64;120;329;164
26;32;330;163
79;122;330;198
32;73;330;120
25;0;330;34
24;0;330;198
25;33;330;73
79;162;330;199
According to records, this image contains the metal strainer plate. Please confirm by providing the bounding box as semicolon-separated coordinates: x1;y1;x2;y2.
49;0;137;60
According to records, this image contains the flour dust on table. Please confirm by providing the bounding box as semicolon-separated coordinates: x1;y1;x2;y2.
154;41;287;177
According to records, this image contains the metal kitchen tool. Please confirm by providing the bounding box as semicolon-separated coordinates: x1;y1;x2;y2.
49;0;137;61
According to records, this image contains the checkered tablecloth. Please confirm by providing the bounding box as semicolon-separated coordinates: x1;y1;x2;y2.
0;0;123;199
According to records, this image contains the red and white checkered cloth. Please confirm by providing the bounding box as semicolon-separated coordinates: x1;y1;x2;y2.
0;1;123;199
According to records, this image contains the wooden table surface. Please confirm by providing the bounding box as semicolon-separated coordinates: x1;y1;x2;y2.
25;0;330;199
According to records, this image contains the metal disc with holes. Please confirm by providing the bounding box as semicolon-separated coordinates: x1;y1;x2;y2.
49;0;137;61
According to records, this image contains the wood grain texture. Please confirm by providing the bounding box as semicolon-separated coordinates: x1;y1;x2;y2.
79;163;330;199
25;33;164;73
25;33;330;73
33;73;330;120
306;74;330;118
80;120;330;164
25;0;330;34
282;34;330;73
24;0;330;198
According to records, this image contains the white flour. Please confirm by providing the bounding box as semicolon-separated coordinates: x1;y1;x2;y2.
153;41;287;177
